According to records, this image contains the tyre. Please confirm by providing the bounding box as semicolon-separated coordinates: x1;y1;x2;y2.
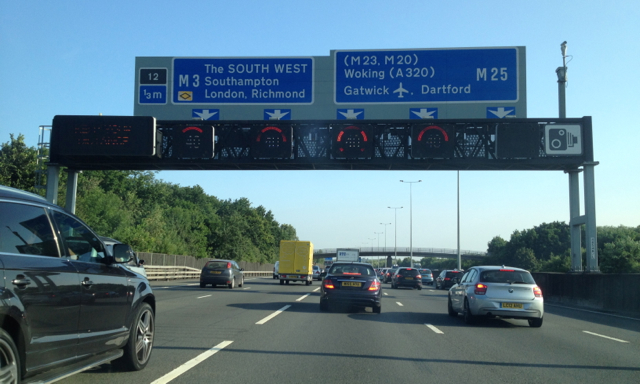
528;317;543;328
305;280;310;286
199;282;205;288
463;299;475;325
114;302;154;371
239;277;244;288
447;296;458;317
373;305;381;314
285;280;290;285
0;328;20;383
417;285;422;290
319;300;329;312
279;279;284;285
228;278;235;289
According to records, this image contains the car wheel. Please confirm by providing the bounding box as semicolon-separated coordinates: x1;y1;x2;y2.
417;285;422;290
447;296;458;317
279;279;284;285
528;317;543;328
373;305;381;314
239;277;244;287
228;278;235;289
199;282;205;288
0;329;20;383
463;299;475;325
114;302;154;371
285;280;290;285
319;300;329;312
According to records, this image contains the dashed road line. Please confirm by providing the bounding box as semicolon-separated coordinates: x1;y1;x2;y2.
425;324;444;334
396;302;403;307
197;295;212;299
583;331;629;343
151;341;233;384
313;287;320;292
296;294;310;302
256;305;291;325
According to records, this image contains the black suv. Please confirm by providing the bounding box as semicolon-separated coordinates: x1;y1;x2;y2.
0;185;156;383
391;267;423;290
435;269;464;290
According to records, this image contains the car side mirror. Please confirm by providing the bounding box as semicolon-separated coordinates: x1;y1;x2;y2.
113;244;134;263
138;259;145;266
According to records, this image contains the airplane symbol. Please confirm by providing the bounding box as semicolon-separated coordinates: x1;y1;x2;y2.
393;83;410;98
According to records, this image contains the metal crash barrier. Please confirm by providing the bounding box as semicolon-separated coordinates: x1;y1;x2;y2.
143;265;272;281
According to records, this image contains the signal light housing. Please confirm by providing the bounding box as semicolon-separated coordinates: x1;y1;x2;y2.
251;125;292;159
331;124;374;159
411;124;455;159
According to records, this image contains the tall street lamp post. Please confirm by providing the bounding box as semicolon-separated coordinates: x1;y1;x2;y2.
400;180;422;268
387;206;403;266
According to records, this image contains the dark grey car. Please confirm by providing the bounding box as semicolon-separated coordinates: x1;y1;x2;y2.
200;259;244;288
0;185;156;383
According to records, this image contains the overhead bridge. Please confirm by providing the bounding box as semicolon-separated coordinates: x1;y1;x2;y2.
314;247;487;262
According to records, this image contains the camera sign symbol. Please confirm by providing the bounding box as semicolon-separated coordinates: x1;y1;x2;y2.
545;124;582;155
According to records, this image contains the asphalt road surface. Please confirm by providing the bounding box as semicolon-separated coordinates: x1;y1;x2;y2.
60;277;640;384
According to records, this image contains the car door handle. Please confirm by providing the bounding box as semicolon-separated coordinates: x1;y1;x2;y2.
81;278;94;287
12;277;31;287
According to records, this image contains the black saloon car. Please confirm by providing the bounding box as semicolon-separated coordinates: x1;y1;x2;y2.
391;267;423;289
435;269;464;290
200;259;244;288
0;185;156;383
320;262;382;313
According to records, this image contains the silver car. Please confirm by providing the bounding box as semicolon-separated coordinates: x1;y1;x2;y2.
448;266;544;327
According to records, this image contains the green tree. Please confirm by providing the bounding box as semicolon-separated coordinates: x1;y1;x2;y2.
0;134;41;192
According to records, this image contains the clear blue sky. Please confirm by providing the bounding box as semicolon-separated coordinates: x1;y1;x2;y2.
1;1;638;252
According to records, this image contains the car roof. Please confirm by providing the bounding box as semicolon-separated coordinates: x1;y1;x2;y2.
0;185;48;204
472;265;529;272
331;262;371;266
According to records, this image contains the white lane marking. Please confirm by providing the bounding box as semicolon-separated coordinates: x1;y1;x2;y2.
583;331;629;343
187;283;200;286
313;287;320;292
242;287;251;290
197;295;212;299
425;324;444;334
256;305;291;325
383;293;388;296
151;340;233;384
296;294;310;302
396;302;403;306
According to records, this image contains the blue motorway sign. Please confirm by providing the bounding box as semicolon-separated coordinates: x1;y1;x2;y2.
335;48;519;104
172;57;313;104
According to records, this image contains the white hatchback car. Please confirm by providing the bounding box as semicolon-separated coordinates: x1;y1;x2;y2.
448;266;544;327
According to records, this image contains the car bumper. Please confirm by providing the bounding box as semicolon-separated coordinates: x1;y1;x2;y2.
470;297;544;319
200;275;232;285
321;291;382;308
395;280;422;288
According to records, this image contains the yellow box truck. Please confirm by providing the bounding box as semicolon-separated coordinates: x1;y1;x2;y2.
279;240;314;285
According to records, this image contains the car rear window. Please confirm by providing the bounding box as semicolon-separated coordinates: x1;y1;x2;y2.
205;261;229;269
330;265;375;276
480;270;535;284
445;271;462;278
421;269;432;274
398;269;420;276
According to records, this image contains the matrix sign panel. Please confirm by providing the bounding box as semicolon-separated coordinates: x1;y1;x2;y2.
172;57;313;104
51;115;157;158
335;48;519;104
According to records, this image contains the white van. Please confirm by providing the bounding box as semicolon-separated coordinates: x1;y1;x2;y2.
273;261;279;279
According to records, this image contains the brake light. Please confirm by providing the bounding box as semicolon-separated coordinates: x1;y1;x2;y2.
227;262;232;268
533;286;542;298
499;269;514;272
416;275;421;279
444;277;451;281
368;280;381;291
323;279;335;289
474;283;488;295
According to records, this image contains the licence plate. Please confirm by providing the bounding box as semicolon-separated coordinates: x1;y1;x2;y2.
501;302;523;309
342;282;362;287
405;277;413;280
211;271;221;274
288;275;297;279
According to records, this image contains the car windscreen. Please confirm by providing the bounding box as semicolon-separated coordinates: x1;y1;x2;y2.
329;265;376;276
479;270;536;284
205;261;229;269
